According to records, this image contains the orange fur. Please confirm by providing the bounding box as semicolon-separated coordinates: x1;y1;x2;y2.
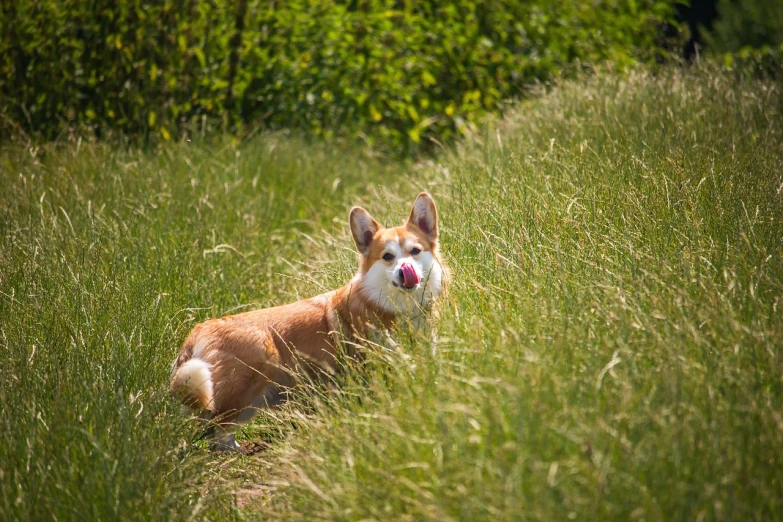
170;193;445;442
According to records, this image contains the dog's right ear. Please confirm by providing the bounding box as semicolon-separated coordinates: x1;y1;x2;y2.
350;207;381;255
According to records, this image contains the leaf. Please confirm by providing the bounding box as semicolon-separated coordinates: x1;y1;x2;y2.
370;105;382;122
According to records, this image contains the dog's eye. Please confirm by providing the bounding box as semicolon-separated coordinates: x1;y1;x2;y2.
383;253;394;262
411;248;421;255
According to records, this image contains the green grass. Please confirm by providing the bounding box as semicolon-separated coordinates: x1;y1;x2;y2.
1;65;781;521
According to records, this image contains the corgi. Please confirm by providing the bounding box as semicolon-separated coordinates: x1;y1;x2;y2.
170;192;445;450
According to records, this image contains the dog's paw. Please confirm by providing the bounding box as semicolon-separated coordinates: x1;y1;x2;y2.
210;433;241;452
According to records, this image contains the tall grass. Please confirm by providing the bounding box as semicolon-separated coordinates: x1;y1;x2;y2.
0;136;410;519
262;68;783;520
1;65;781;521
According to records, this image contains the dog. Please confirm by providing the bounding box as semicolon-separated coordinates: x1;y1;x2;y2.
170;192;445;450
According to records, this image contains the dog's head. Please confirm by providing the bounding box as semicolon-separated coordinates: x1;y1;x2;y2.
349;192;445;315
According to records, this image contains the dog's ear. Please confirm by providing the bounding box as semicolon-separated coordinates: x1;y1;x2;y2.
350;207;381;255
407;192;438;242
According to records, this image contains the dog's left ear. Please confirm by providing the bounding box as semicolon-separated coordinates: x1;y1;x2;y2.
407;192;438;242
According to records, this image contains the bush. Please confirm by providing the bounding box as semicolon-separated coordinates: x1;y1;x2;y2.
0;0;678;152
705;0;783;53
695;0;783;79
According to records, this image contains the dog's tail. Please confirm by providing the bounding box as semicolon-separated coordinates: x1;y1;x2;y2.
170;358;215;414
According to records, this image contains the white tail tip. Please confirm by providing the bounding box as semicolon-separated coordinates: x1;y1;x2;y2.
171;358;215;413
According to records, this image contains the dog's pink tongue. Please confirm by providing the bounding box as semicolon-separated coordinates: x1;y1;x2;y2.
401;263;419;288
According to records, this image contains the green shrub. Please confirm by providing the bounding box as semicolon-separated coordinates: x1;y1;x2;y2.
697;0;783;79
706;0;783;53
0;0;678;152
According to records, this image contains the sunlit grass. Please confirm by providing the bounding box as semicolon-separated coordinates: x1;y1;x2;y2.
262;67;783;521
0;135;411;519
1;65;781;521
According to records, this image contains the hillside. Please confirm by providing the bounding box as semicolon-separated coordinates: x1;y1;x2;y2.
1;65;781;520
